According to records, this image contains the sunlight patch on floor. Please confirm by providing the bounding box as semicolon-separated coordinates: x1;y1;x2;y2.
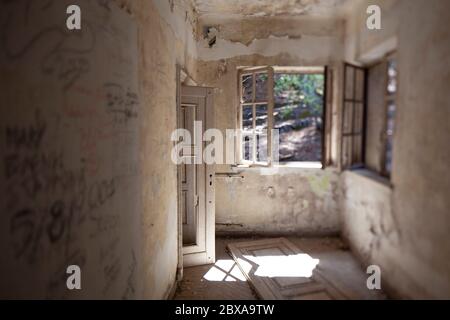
243;253;320;278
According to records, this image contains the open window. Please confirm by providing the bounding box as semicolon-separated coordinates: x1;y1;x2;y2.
342;54;397;177
238;66;274;166
238;66;328;168
341;63;367;170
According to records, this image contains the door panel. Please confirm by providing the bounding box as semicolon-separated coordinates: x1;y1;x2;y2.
180;103;197;245
178;86;215;267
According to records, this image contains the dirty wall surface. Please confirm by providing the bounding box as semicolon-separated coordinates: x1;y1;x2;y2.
196;17;345;235
0;0;197;299
341;0;450;298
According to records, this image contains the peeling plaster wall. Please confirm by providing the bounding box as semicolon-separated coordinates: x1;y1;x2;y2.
0;0;197;299
216;168;340;235
198;16;343;46
197;16;345;61
192;0;352;18
341;0;450;298
196;17;345;235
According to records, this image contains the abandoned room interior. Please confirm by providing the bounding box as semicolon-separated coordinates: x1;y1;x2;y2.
0;0;449;301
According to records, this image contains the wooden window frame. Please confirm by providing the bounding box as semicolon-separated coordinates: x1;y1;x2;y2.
341;63;367;170
341;54;397;177
238;66;274;166
323;66;332;167
237;66;328;168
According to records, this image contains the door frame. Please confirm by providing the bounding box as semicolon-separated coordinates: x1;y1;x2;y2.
175;66;215;277
176;65;183;281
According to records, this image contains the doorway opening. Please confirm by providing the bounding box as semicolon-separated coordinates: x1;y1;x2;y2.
176;66;216;276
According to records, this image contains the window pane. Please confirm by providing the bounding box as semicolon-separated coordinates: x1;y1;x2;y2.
343;102;353;134
255;104;268;131
242;74;253;103
342;136;352;168
385;57;397;175
243;132;253;161
242;104;254;162
353;103;364;134
255;73;268;102
256;133;268;162
386;101;396;135
387;78;397;94
255;104;268;162
355;69;365;101
274;73;324;162
385;101;396;174
387;59;397;95
388;60;397;78
242;105;253;130
352;134;363;164
385;135;393;173
345;66;354;100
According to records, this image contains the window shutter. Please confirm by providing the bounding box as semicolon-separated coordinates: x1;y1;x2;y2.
341;63;367;170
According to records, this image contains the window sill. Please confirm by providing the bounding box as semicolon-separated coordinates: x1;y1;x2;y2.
276;161;323;169
233;163;267;169
232;161;324;170
345;168;393;189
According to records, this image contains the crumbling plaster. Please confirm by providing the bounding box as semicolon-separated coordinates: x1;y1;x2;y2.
196;0;450;299
194;1;347;236
215;168;341;236
192;0;352;18
198;16;344;46
197;16;345;61
2;0;448;301
196;17;345;234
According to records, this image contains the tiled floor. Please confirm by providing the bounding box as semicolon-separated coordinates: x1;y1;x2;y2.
174;236;386;300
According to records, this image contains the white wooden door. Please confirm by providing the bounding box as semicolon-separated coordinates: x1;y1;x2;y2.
178;85;215;267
